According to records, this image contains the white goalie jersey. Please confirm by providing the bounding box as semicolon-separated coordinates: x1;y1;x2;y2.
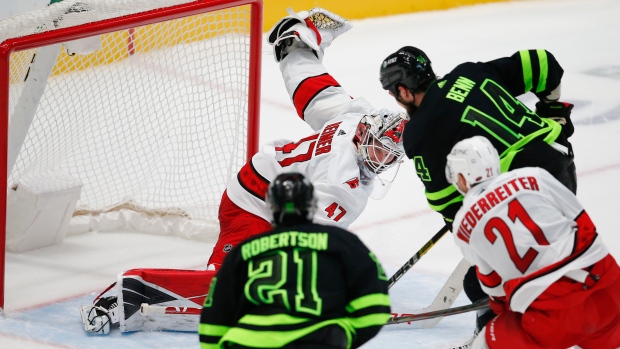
226;49;384;228
452;167;609;313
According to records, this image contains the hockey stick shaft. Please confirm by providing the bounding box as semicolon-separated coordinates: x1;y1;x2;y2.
140;302;476;320
140;303;202;316
387;224;451;289
387;298;490;325
139;303;456;318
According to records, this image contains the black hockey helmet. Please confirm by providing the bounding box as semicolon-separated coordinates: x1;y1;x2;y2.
380;46;436;96
266;172;317;227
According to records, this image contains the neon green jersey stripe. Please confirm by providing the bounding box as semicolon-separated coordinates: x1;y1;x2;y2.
426;183;458;201
424;184;462;212
221;320;352;349
427;195;464;212
519;50;533;93
536;49;548;93
345;293;390;313
200;343;220;349
198;323;230;337
237;313;310;326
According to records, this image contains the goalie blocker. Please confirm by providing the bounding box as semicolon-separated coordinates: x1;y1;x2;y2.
80;269;215;334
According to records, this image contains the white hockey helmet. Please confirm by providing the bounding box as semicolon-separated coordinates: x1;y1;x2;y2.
445;136;500;195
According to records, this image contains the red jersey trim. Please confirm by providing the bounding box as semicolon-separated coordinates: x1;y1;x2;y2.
476;266;503;288
292;73;340;119
237;160;270;201
303;18;322;46
573;210;597;254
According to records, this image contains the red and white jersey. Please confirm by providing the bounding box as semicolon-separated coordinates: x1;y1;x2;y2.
226;49;382;228
452;167;609;313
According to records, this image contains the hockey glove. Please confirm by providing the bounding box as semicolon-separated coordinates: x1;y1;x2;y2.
267;15;318;62
267;8;352;62
535;101;575;137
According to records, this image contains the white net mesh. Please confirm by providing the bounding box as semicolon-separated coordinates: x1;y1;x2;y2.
0;1;199;43
2;0;258;238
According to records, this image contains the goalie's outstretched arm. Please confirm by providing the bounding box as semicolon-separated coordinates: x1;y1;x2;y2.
268;8;354;131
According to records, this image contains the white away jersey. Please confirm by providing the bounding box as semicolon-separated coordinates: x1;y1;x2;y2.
452;167;608;313
226;49;383;229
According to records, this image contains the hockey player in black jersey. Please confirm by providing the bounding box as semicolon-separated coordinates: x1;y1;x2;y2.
379;47;577;341
199;172;391;349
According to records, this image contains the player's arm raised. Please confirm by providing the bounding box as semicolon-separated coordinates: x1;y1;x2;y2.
486;49;563;101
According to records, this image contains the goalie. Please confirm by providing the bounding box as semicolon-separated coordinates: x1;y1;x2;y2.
80;8;407;335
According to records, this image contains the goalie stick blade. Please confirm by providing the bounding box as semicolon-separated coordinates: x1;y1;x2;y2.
387;298;490;325
392;258;470;328
419;258;470;328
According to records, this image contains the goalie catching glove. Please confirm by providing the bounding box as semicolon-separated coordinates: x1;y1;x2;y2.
267;7;352;62
535;101;575;137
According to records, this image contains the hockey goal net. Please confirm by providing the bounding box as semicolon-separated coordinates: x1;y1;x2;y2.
0;0;262;311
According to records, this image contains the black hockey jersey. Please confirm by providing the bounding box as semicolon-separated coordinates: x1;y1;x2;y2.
404;49;571;221
199;222;391;349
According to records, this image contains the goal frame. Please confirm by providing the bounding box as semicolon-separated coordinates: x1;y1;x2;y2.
0;0;263;313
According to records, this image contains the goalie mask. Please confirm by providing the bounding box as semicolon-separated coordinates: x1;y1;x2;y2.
266;172;317;227
445;136;500;195
354;110;408;198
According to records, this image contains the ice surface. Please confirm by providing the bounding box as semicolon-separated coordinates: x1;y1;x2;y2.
2;0;619;348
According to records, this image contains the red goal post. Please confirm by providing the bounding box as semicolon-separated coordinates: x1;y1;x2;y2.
0;0;262;312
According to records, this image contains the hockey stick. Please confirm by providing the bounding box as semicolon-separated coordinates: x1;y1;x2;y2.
392;258;470;328
387;224;451;289
387;298;489;325
140;303;202;316
141;224;451;320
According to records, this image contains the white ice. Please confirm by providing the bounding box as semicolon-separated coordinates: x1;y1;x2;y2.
2;0;620;348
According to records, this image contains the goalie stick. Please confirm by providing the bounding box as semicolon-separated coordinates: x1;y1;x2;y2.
391;258;471;328
139;275;468;319
139;295;487;324
387;297;490;325
388;224;450;289
142;227;460;325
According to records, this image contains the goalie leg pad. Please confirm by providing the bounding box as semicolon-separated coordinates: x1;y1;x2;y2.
118;268;216;332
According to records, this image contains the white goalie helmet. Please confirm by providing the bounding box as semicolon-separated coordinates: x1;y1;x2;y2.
355;109;408;198
445;136;500;195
